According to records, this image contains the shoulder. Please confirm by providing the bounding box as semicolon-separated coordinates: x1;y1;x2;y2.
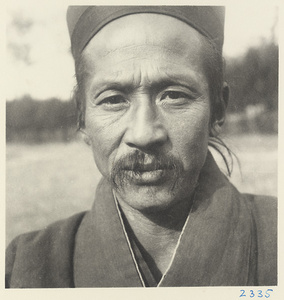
6;211;87;288
247;194;277;241
248;194;277;215
245;194;277;285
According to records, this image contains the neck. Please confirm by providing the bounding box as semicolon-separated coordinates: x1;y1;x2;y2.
115;192;194;275
117;195;193;234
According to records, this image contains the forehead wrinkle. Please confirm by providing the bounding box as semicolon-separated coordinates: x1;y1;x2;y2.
83;24;209;94
83;50;208;98
90;65;204;95
84;47;204;78
162;65;208;87
84;44;192;75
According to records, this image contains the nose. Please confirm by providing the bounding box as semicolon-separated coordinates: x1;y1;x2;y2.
124;99;168;151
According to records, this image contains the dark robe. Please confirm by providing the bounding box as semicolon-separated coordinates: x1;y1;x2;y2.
5;153;277;288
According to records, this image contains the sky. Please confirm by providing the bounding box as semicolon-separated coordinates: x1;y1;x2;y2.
6;1;279;101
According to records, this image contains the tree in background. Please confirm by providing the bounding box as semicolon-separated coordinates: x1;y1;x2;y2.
226;42;278;113
224;41;278;134
6;96;77;143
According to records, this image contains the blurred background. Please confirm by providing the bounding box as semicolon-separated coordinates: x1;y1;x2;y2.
6;1;278;245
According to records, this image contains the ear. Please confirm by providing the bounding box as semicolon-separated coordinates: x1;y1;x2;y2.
215;81;229;126
79;129;91;146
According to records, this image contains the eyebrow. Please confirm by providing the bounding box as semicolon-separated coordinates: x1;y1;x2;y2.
92;77;200;98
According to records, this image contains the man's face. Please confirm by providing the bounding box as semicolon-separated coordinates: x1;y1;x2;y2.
82;14;211;213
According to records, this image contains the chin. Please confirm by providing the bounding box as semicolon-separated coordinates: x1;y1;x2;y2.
116;183;193;214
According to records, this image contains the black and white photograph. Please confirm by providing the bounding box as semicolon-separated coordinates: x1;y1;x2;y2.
3;0;281;296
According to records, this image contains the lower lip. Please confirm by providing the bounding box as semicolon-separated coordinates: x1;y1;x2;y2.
124;169;168;184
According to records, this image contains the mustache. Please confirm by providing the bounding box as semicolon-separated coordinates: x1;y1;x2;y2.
110;150;183;189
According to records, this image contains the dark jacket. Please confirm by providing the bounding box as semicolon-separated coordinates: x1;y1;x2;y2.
6;154;277;288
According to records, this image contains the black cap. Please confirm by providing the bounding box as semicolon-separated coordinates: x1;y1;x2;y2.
67;6;225;60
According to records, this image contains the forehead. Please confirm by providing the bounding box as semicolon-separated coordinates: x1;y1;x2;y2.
82;13;206;66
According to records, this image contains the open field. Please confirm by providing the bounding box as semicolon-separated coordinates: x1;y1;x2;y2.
6;134;277;245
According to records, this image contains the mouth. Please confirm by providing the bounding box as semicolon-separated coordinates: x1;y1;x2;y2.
111;151;183;188
122;166;171;185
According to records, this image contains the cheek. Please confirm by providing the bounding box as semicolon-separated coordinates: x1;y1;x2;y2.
167;105;210;166
85;110;125;177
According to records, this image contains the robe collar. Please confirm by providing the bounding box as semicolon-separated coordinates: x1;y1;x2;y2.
73;152;257;287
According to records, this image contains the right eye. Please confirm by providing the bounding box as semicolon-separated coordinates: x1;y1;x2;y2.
96;94;129;111
99;95;126;105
